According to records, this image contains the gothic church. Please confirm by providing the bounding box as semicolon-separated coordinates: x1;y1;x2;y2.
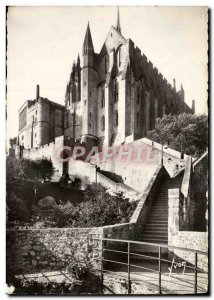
18;9;194;149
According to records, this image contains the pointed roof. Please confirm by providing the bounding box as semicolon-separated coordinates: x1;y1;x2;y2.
116;7;121;33
83;22;94;55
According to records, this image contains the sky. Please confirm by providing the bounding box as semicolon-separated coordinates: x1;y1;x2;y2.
6;6;208;140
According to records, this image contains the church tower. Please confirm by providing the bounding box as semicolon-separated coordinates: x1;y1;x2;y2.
81;22;97;137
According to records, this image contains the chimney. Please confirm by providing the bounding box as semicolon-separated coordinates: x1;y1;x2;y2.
192;99;195;114
36;84;40;101
173;78;176;91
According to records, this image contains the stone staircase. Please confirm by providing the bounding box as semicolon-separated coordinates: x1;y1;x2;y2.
131;173;183;253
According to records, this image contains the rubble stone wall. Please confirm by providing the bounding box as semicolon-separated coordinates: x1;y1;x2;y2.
6;227;102;275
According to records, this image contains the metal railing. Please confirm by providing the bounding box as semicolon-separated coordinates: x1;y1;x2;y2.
94;238;208;295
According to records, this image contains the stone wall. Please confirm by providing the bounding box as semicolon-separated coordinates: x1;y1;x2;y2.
103;273;159;295
68;159;140;199
6;227;103;276
168;188;208;272
22;135;64;175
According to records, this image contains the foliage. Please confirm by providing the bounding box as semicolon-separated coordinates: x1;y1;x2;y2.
6;157;55;182
147;113;208;157
54;185;137;228
23;158;55;182
6;191;30;222
66;249;92;281
6;157;25;182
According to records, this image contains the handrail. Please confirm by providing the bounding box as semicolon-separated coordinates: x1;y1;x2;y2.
94;237;208;255
97;237;208;295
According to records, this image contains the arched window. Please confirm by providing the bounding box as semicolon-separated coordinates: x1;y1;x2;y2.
118;47;122;67
104;55;109;74
101;89;105;108
115;110;118;127
101;115;105;131
113;80;119;103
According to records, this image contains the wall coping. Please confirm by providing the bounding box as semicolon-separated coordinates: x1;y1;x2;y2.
6;227;103;233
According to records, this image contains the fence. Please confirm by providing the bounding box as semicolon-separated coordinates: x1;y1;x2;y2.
94;238;208;295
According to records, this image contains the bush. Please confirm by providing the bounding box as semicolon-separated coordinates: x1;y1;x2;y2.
54;186;137;228
6;191;30;222
6;157;55;183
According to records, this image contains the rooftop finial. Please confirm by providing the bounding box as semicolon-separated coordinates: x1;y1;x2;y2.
116;7;121;33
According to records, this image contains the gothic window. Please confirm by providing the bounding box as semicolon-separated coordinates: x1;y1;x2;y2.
101;89;105;108
118;47;122;67
89;112;92;118
137;112;140;129
101;115;105;131
115;110;118;127
104;55;109;74
113;80;119;103
36;110;37;115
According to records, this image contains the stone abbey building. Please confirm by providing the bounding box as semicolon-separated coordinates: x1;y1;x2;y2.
18;10;194;149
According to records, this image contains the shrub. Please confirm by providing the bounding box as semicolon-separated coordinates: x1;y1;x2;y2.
6;191;30;222
54;187;137;228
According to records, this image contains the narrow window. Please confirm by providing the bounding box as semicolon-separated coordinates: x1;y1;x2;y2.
84;81;86;86
105;55;109;74
118;47;122;67
115;110;118;127
101;89;105;108
101;115;105;131
114;80;119;103
36;110;37;115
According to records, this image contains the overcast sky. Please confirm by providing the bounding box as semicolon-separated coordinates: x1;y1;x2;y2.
7;6;208;140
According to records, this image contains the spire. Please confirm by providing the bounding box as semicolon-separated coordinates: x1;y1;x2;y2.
77;53;80;64
116;7;121;33
83;22;94;55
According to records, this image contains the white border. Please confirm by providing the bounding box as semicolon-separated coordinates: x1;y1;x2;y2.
1;1;212;299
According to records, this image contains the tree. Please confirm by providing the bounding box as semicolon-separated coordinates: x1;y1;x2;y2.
6;157;55;182
6;156;25;182
147;113;208;157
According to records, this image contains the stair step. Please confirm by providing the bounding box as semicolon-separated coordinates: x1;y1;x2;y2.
142;230;168;234
140;234;168;239
146;221;168;223
143;226;168;230
141;238;168;243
